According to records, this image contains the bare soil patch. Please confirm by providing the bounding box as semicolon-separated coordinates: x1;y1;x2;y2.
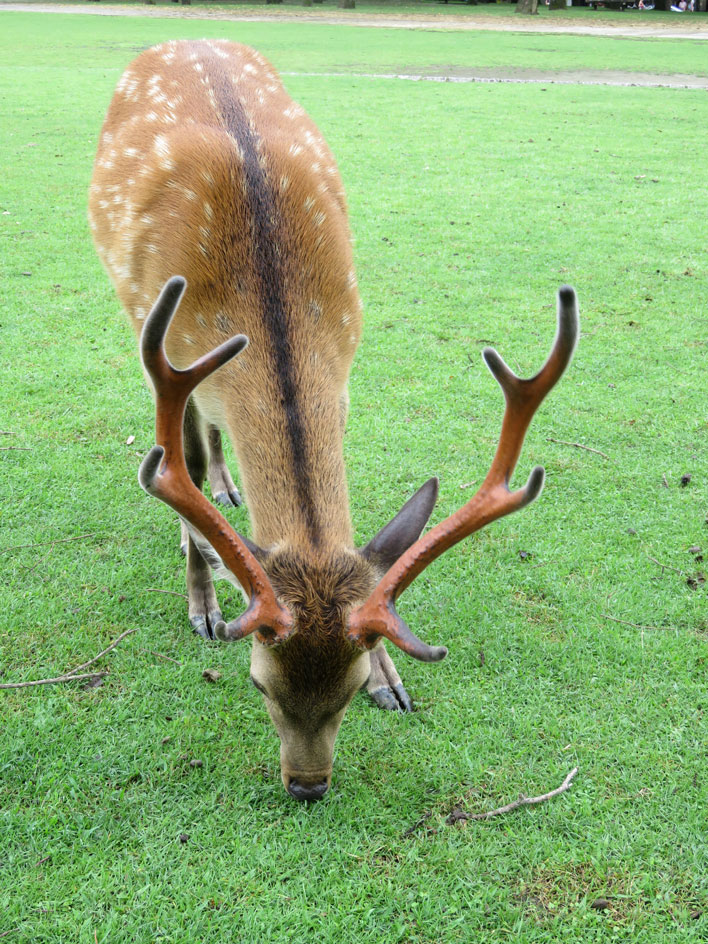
287;65;708;88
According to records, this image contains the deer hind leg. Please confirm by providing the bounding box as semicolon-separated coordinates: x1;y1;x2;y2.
207;424;242;508
182;399;223;640
366;642;413;712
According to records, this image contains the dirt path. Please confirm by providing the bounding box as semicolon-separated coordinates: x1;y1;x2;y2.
284;67;708;88
3;1;708;39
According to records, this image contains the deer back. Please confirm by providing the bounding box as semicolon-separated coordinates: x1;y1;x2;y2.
89;39;362;549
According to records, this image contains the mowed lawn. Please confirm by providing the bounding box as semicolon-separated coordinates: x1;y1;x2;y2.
0;11;706;943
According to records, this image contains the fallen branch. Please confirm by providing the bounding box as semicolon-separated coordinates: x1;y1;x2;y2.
2;533;99;553
0;627;138;690
0;671;108;691
646;555;685;577
66;627;139;675
601;613;675;632
546;438;609;460
402;811;432;838
145;587;189;600
447;767;579;823
137;647;183;666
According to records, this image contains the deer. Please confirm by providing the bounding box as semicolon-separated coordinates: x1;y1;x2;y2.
89;39;578;801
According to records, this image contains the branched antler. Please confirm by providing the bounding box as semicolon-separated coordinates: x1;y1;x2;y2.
138;277;294;646
348;286;579;661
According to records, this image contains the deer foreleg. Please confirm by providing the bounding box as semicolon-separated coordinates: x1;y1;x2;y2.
366;642;413;712
181;400;223;639
207;424;242;508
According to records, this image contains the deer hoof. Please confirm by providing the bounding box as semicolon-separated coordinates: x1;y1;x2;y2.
368;683;413;713
213;487;243;508
189;608;223;641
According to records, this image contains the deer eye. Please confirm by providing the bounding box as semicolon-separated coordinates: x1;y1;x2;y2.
250;675;268;697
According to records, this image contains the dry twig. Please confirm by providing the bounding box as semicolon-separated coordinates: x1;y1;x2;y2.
646;555;685;577
402;811;432;838
145;587;189;600
0;627;138;690
0;446;31;451
546;438;609;460
448;767;579;823
66;627;139;675
2;533;98;553
0;671;108;691
137;647;183;666
601;613;675;632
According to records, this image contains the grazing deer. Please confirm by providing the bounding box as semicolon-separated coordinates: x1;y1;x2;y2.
89;39;578;801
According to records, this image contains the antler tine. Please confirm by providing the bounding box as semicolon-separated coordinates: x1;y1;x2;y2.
348;286;578;662
138;276;295;646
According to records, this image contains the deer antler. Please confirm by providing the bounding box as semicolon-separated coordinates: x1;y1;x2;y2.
138;276;294;646
348;286;579;662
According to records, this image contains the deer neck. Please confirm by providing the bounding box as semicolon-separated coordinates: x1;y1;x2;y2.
221;379;353;553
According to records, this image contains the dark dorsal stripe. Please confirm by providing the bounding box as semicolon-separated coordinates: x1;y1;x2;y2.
194;44;321;545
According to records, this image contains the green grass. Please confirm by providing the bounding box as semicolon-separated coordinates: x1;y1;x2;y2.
1;11;707;944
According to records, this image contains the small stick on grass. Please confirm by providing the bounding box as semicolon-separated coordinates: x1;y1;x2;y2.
402;811;432;838
601;613;675;632
137;647;183;666
449;767;579;823
0;929;21;940
546;438;609;460
0;627;138;690
646;555;685;576
0;446;31;451
66;627;139;675
145;587;189;600
0;671;108;691
2;533;99;553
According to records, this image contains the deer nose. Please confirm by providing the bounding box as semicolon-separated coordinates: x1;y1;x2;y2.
287;777;329;802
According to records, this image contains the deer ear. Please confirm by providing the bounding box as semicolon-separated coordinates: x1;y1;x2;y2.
361;478;439;572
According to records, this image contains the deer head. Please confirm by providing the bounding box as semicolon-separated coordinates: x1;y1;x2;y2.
139;276;578;799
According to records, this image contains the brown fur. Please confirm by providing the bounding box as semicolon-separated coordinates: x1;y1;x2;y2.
90;40;375;795
264;549;377;718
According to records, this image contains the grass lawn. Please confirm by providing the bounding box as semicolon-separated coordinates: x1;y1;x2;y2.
1;10;707;943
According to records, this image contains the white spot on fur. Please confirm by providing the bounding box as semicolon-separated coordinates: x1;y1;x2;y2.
304;196;315;212
154;134;174;170
204;202;213;220
289;143;303;158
